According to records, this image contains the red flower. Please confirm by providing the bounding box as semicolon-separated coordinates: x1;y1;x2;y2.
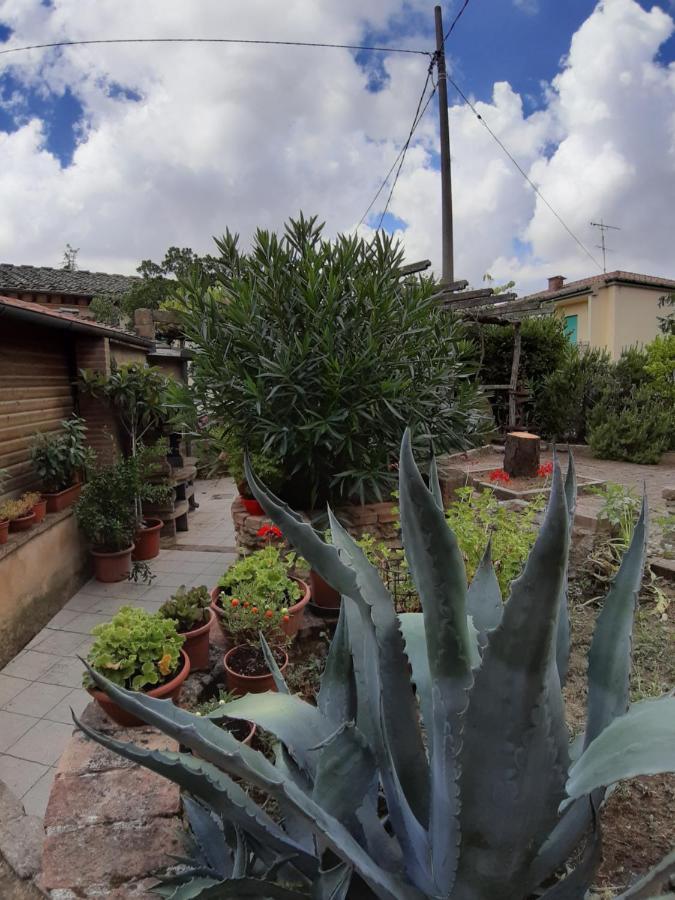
257;524;283;539
488;469;510;484
537;462;554;478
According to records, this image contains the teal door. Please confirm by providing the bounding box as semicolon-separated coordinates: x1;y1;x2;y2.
564;314;578;344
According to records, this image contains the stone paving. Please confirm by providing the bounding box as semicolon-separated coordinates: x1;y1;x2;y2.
0;478;236;818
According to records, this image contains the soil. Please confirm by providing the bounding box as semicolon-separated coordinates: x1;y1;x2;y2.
475;471;552;492
565;576;675;893
227;644;287;677
222;718;254;743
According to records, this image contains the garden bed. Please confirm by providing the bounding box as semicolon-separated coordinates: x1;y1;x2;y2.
469;468;604;500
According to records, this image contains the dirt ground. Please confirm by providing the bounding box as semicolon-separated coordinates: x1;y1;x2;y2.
565;576;675;895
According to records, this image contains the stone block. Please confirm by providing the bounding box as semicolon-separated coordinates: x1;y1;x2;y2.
42;819;185;890
57;722;177;776
0;782;43;880
662;485;675;502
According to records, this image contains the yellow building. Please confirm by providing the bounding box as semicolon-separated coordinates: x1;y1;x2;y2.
519;271;675;358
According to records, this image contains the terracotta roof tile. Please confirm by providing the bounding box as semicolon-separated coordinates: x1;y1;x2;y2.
0;263;137;297
521;270;675;302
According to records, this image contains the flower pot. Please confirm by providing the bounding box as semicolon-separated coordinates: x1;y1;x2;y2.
132;517;163;561
0;519;9;545
44;482;81;513
210;577;309;639
91;544;135;583
309;569;341;610
224;644;288;696
32;498;47;524
9;511;36;533
89;649;191;727
241;496;265;516
180;607;215;671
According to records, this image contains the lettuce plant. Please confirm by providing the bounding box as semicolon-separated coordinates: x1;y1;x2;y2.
76;437;675;899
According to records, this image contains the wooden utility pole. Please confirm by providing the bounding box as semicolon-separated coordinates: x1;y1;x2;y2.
434;5;454;285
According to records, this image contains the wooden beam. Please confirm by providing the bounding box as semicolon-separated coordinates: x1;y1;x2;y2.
398;259;432;277
446;291;518;312
508;322;522;430
433;279;469;297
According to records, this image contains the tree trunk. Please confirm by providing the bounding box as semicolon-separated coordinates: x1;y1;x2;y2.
504;431;541;478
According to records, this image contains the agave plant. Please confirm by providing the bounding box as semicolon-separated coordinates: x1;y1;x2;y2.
76;433;675;899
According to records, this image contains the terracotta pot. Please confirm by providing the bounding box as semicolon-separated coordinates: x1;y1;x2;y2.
179;607;215;671
9;511;36;533
132;517;163;561
224;644;288;696
44;482;81;513
32;498;47;524
0;519;8;545
91;544;134;583
210;577;309;639
240;496;265;516
223;720;257;745
89;649;190;727
309;569;341;609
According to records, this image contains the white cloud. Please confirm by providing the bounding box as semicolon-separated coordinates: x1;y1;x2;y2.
513;0;540;15
0;0;673;296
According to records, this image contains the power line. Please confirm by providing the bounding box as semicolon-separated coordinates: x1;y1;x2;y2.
358;59;438;229
444;0;473;43
0;36;432;58
446;74;603;271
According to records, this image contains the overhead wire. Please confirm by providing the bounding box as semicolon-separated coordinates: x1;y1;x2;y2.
0;36;432;58
444;0;473;43
446;74;603;271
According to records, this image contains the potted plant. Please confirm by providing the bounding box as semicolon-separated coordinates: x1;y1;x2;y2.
79;363;175;559
84;605;189;727
221;605;289;696
22;490;47;524
211;544;309;639
219;431;283;516
158;584;214;671
75;458;138;582
0;468;8;544
0;496;37;533
195;688;256;745
30;416;92;512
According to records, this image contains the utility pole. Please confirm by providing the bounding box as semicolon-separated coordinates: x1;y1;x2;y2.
435;5;454;284
590;219;620;273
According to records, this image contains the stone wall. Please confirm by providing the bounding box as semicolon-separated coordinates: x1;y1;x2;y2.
231;495;400;554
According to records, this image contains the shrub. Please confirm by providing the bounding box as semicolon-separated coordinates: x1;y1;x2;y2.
85;606;184;691
30;415;91;492
78;437;675;899
175;214;485;506
588;383;671;464
158;585;211;632
89;294;122;327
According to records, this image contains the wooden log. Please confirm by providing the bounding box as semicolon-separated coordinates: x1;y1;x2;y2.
398;259;432;277
504;431;541;477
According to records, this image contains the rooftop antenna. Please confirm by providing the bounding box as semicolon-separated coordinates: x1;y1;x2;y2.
590;219;620;273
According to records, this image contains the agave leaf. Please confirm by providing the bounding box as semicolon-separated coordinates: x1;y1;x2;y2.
317;603;357;726
260;632;290;694
274;747;316;854
584;495;648;748
77;668;422;900
164;876;310;898
311;862;352;900
311;722;377;827
156;877;224;899
615;847;675;899
428;455;443;509
525;797;595;894
537;816;602;899
182;795;231;878
466;538;502;647
455;462;571;899
565;697;675;805
555;453;577;686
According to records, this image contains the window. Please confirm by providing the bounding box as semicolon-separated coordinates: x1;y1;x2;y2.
564;314;578;344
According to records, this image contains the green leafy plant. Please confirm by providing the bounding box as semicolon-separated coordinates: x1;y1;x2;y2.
174;214;485;506
217;428;283;496
588;382;671;464
85;606;184;691
0;496;35;521
445;485;544;596
217;545;300;610
77;435;675;899
29;415;91;492
591;482;641;547
159;585;211;632
89;293;123;327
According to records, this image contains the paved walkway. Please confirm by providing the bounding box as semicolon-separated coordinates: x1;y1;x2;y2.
0;478;236;817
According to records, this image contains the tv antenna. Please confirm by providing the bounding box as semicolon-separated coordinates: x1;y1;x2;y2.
590;219;620;273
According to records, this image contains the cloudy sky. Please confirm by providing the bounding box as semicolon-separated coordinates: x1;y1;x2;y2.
0;0;674;294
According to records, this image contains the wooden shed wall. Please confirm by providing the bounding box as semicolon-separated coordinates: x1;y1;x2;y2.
0;320;76;500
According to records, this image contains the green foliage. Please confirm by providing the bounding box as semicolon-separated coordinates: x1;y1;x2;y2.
588;382;671;464
175;214;485;505
445;486;544;596
159;585;211;632
217;429;283;494
89;293;123;327
0;495;35;521
657;292;675;335
218;546;301;610
77;436;675;900
85;606;184;691
29;415;91;492
591;482;641;547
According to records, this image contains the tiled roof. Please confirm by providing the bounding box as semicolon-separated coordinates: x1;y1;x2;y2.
521;270;675;303
0;294;151;346
0;263;138;297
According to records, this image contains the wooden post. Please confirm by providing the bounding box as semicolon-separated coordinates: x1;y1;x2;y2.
504;431;541;478
508;321;522;430
434;6;454;285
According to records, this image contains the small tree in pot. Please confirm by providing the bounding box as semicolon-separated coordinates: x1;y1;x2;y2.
29;415;92;511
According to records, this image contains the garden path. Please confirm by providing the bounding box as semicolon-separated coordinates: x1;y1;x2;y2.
0;477;237;818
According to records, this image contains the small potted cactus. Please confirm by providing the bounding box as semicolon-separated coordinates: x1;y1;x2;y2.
158;585;215;671
84;606;189;726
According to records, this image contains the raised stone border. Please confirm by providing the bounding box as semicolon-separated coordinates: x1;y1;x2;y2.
0;781;44;895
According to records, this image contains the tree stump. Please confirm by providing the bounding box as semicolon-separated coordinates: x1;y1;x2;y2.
504;431;541;477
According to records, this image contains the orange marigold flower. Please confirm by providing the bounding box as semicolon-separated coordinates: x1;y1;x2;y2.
251;606;258;614
231;598;239;607
264;610;274;619
158;653;173;677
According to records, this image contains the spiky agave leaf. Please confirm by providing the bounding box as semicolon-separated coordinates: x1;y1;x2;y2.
555;451;577;686
466;538;502;648
317;603;357;726
453;461;570;899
